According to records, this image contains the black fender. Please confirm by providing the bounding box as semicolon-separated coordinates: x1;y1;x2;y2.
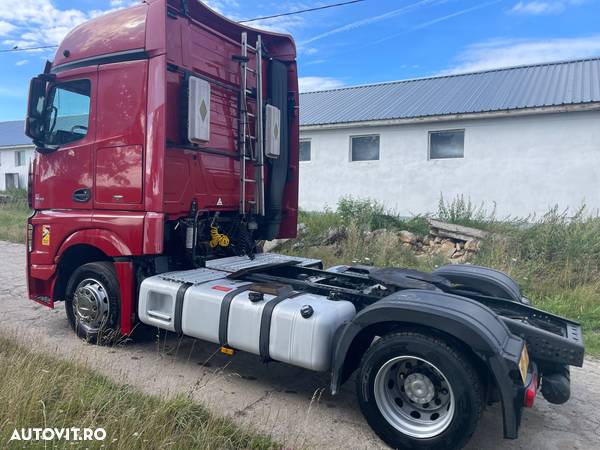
434;264;524;302
330;289;525;439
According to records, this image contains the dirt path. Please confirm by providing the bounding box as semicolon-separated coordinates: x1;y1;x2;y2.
1;241;599;449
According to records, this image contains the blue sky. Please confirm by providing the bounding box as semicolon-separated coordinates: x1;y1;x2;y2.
1;0;599;120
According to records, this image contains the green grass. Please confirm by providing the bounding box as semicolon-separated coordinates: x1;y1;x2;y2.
0;335;277;449
289;197;600;356
0;190;29;243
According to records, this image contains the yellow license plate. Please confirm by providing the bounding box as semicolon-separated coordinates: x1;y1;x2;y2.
519;345;529;383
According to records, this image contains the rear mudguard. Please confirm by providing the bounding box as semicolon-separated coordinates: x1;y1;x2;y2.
434;264;524;302
330;289;525;439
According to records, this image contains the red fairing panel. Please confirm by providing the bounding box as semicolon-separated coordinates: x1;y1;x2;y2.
27;210;146;305
114;261;135;335
163;6;260;214
54;4;148;68
161;0;299;236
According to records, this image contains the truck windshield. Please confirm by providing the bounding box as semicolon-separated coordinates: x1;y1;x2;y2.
43;79;91;146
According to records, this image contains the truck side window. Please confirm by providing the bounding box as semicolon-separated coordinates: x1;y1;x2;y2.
44;79;91;146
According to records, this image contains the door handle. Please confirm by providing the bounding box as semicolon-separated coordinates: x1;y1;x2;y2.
73;188;91;203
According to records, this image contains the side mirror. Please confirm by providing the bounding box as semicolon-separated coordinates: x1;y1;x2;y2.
24;76;48;141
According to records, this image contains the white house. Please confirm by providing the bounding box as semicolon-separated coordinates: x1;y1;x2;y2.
0;120;34;191
299;58;600;217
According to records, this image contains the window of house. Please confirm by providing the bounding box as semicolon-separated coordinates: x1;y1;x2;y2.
44;79;91;146
5;173;19;189
300;140;311;162
350;135;380;161
14;150;26;167
429;130;465;159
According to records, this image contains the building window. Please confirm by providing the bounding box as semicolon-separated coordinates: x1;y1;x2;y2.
429;130;465;159
5;173;19;189
15;150;27;167
300;140;311;162
351;135;380;161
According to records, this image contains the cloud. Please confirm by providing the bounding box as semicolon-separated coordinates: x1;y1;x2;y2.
510;1;584;15
370;1;501;46
303;59;326;66
202;1;306;34
0;0;133;51
15;59;27;66
442;35;600;74
0;20;16;36
245;14;305;34
204;0;240;15
299;76;344;92
301;0;443;45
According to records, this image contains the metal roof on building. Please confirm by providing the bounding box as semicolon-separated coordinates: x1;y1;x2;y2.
0;120;31;147
1;57;600;142
300;58;600;127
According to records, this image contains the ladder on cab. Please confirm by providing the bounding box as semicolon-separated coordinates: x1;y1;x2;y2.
235;32;265;217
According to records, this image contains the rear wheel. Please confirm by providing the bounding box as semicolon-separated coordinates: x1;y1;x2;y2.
357;332;483;450
65;261;121;344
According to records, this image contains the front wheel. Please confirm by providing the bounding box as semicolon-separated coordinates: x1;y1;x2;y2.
65;261;121;344
356;332;483;450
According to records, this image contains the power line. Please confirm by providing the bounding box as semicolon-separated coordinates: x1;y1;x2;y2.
0;44;58;54
239;0;367;23
1;0;368;53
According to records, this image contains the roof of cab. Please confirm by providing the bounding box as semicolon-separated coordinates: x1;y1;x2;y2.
52;0;296;72
53;3;148;69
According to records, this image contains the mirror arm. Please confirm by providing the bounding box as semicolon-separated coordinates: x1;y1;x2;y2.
33;140;59;154
38;74;56;82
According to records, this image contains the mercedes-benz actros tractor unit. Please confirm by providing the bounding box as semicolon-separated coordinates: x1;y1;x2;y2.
24;1;584;448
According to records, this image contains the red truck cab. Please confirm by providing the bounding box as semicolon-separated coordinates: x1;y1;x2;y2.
25;0;299;334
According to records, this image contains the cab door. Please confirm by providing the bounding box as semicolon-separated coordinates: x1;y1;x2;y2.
93;60;147;211
34;68;97;210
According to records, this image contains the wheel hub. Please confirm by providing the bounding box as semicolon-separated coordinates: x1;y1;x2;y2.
73;278;109;331
404;373;435;404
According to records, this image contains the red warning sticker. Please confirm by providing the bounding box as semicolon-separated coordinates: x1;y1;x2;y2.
212;285;233;292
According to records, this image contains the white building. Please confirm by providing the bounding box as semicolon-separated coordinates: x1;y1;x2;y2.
299;58;600;217
0;120;34;191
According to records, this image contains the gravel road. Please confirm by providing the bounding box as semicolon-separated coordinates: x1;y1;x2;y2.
1;241;599;449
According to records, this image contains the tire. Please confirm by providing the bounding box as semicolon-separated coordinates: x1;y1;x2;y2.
356;332;483;450
65;261;121;344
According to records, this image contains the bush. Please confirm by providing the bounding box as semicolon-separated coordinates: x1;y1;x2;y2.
3;188;28;202
437;194;495;228
337;197;387;229
335;197;428;233
477;205;600;287
0;192;30;243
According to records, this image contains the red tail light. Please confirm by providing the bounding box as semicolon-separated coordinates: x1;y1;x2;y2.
28;159;34;209
524;372;539;408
